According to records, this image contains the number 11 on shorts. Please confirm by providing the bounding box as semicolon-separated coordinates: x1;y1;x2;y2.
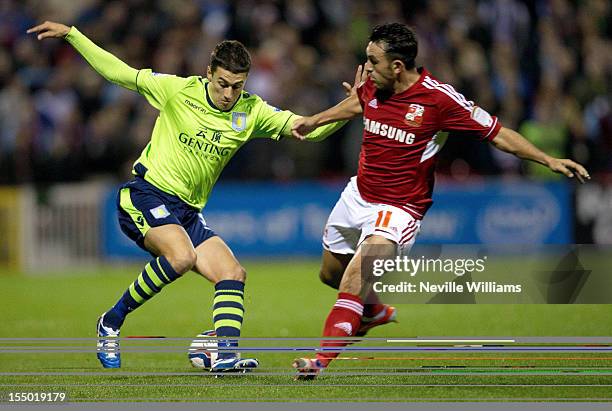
375;210;392;228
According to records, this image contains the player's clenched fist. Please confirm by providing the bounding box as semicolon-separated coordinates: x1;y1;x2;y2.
291;117;318;140
27;21;70;40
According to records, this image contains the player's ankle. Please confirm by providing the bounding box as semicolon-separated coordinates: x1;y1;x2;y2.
315;355;331;368
363;303;385;319
102;309;123;330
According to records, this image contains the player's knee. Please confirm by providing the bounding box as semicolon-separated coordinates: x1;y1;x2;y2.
319;269;341;289
364;234;395;246
166;249;197;275
220;264;247;282
362;235;396;255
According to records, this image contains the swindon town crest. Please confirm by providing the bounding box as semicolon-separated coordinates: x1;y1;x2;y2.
404;103;425;127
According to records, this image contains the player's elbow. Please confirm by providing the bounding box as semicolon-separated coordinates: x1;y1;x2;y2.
491;128;514;153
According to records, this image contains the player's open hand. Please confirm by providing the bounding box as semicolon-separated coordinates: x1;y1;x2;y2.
342;65;366;97
546;157;591;183
291;116;318;140
27;21;70;40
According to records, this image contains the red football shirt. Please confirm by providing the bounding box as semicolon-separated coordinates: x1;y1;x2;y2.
355;67;502;218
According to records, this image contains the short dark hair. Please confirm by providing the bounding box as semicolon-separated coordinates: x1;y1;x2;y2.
369;23;418;70
210;40;251;74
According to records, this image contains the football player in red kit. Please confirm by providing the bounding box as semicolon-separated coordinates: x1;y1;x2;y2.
291;23;590;379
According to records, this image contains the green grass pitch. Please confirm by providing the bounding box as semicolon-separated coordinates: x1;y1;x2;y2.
1;259;611;403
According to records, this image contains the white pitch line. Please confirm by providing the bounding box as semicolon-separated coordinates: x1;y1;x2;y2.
387;339;516;343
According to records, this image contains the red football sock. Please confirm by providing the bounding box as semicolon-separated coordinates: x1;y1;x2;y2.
316;292;363;368
363;290;385;318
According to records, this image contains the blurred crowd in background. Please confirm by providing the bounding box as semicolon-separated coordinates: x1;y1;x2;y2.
0;0;610;185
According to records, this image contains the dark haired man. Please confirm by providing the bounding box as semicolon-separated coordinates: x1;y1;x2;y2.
28;21;344;372
291;23;590;378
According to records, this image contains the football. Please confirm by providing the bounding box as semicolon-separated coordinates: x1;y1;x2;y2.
188;330;218;369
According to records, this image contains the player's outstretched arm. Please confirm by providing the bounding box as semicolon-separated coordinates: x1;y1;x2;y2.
28;21;139;91
491;127;591;183
286;116;349;142
291;93;362;140
27;21;70;39
291;65;366;140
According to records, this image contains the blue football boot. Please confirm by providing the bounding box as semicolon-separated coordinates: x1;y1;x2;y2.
96;314;120;368
211;356;259;373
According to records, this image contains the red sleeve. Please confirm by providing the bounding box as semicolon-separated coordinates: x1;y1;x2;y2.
438;88;502;141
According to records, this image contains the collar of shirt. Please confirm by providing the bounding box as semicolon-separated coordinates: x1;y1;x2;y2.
202;79;242;113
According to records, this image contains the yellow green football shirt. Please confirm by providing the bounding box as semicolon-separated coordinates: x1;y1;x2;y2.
134;70;299;208
65;27;345;209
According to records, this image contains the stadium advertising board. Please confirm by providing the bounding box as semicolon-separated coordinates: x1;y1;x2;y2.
102;180;571;259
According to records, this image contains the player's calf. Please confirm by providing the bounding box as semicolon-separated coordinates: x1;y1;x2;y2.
318;250;352;290
319;269;341;289
96;256;182;368
308;292;364;371
212;279;248;366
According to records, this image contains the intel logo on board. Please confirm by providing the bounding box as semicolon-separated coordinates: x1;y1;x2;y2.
476;186;561;244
